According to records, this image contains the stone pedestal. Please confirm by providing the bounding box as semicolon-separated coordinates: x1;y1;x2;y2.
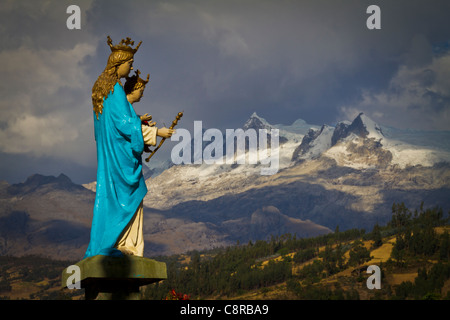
61;255;167;300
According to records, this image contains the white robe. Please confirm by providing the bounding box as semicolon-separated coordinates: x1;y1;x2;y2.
115;124;157;257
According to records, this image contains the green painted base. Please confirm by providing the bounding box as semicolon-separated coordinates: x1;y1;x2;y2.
61;255;167;300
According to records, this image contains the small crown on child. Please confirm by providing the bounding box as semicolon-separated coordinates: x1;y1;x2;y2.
107;36;142;54
134;70;150;85
124;70;150;94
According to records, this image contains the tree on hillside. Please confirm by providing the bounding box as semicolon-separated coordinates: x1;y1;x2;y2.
293;248;316;264
391;232;408;265
409;225;439;256
371;223;383;249
348;240;371;267
440;231;450;261
320;243;345;275
390;202;412;230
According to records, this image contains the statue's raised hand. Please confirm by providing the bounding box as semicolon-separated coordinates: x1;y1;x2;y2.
140;113;152;121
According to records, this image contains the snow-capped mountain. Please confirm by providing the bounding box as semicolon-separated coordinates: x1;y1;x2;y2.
292;112;450;170
144;112;450;239
292;124;334;161
243;111;319;138
293;112;389;166
147;111;450;181
242;112;275;131
5;111;449;259
143;112;318;181
143;159;174;179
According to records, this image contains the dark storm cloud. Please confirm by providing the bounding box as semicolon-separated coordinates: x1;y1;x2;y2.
0;0;95;50
1;0;450;183
84;0;450;128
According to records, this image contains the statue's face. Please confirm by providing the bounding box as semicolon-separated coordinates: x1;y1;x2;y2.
128;86;145;104
117;59;134;78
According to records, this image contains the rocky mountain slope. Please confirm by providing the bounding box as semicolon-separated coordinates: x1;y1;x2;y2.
0;174;94;260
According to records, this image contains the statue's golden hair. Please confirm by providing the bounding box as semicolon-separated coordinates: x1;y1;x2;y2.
92;50;134;119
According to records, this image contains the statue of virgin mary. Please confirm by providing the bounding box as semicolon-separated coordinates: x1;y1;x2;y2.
84;36;172;258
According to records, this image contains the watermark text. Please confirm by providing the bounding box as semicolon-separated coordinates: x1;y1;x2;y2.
171;121;279;175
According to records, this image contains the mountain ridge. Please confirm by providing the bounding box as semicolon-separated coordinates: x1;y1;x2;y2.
1;111;450;260
141;111;450;254
0;174;94;260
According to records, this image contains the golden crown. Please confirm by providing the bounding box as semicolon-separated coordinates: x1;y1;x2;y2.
134;69;150;85
107;35;142;54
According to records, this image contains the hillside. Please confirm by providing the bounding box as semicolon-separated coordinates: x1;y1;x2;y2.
0;255;81;300
0;203;449;300
0;174;93;260
143;203;450;300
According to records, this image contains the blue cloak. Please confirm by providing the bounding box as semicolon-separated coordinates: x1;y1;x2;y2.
84;82;147;258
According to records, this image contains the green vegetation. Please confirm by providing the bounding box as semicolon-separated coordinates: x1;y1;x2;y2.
143;229;366;300
144;202;450;300
348;240;371;267
0;255;79;300
394;262;450;300
0;202;449;300
390;202;446;263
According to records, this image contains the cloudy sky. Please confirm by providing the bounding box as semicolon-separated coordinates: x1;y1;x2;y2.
1;0;450;184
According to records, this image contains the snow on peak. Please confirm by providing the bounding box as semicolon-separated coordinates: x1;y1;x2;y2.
360;113;384;139
304;125;334;159
292;124;334;161
243;112;273;130
250;112;271;125
357;113;384;140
